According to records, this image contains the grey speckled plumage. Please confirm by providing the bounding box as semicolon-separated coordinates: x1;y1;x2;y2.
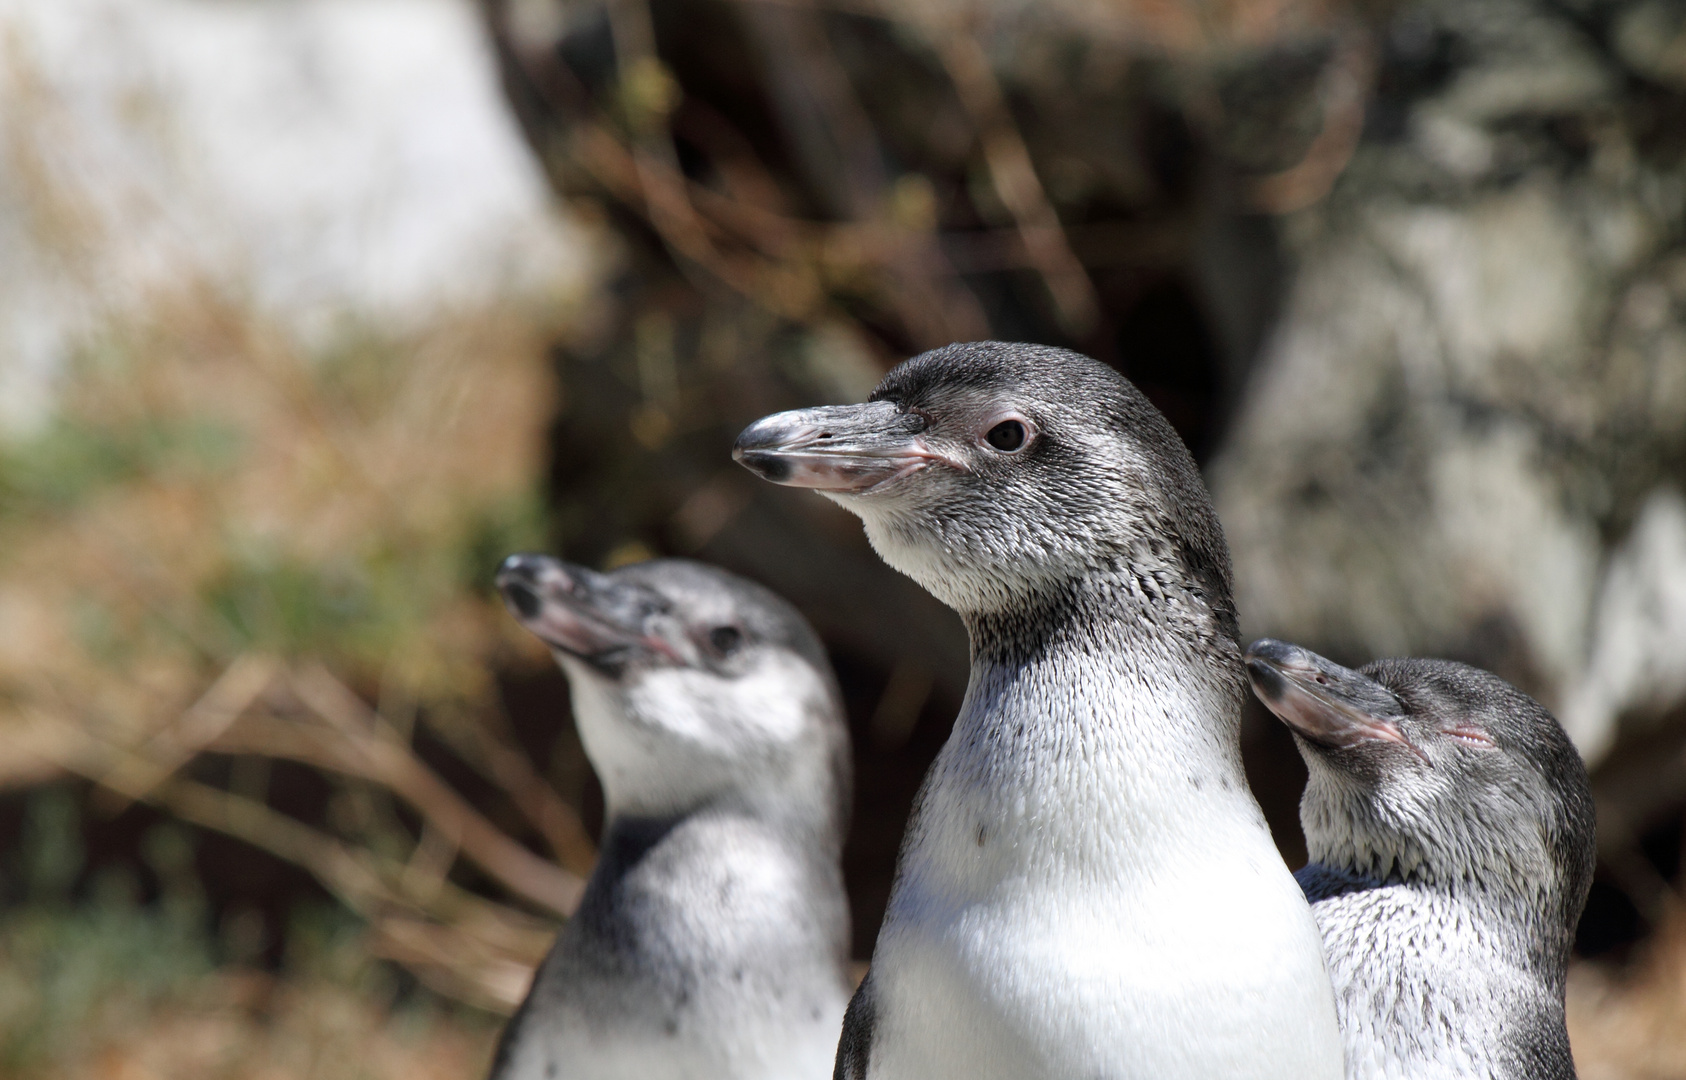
735;343;1343;1080
490;555;853;1080
1246;641;1596;1080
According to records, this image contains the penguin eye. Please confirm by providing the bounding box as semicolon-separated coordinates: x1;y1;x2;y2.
708;626;743;656
984;418;1029;453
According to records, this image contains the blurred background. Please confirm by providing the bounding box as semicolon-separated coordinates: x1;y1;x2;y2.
1;0;1684;1075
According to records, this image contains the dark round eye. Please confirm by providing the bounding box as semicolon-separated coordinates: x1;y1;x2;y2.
708;626;743;655
986;420;1026;452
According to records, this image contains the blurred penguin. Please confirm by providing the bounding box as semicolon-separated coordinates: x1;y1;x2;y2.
489;554;854;1080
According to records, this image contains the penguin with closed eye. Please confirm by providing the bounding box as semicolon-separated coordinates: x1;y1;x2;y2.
734;342;1344;1080
1246;639;1596;1080
488;554;854;1080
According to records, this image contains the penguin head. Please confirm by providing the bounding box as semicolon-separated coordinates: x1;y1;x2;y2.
734;342;1232;623
497;554;849;828
1246;639;1594;925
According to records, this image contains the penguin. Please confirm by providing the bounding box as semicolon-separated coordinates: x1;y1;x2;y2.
1244;639;1596;1080
489;554;854;1080
732;342;1344;1080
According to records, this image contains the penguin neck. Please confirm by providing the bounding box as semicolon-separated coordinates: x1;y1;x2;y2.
586;800;844;928
950;570;1254;859
571;674;848;854
961;569;1245;730
575;805;850;990
600;785;843;859
1308;847;1573;982
594;811;691;876
1303;778;1575;955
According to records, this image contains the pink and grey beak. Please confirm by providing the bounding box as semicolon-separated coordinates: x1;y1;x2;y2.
496;553;679;667
733;402;936;494
1245;639;1427;762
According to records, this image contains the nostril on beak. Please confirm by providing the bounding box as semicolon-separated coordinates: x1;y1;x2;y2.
498;552;537;579
504;581;543;620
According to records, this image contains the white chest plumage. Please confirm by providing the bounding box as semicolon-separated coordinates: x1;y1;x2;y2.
859;656;1345;1080
1308;881;1552;1080
496;1009;841;1080
494;815;850;1080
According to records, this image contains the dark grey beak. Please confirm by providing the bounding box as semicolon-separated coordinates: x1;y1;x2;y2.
496;553;678;665
732;401;937;493
1245;639;1425;761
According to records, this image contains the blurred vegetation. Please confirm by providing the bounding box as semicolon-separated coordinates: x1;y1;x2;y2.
1570;921;1686;1080
0;784;501;1080
0;790;476;1079
0;274;596;1032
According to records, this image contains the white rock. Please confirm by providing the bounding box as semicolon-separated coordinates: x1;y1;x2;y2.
0;0;585;431
1561;489;1686;760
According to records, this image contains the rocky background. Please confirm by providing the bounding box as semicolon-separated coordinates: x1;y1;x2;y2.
2;0;1685;1076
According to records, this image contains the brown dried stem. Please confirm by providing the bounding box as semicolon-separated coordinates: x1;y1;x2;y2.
46;714;558;1013
419;708;598;877
92;652;280;807
273;663;586;916
149;774;551;1013
929;28;1101;337
1250;31;1374;214
488;0;991;345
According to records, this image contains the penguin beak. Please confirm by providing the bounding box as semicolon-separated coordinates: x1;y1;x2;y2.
733;402;945;493
496;553;682;667
1244;639;1428;763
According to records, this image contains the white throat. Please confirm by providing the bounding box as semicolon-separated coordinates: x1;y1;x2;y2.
560;653;840;834
931;620;1259;883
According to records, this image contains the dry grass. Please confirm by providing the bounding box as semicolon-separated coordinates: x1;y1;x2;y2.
0;0;593;1036
0;278;593;1010
60;980;496;1080
0;86;596;1006
0;886;502;1080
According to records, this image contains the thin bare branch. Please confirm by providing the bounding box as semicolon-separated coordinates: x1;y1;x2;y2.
736;0;988;345
280;664;587;915
55;728;400;915
368;914;545;1013
929;28;1100;337
93;652;279;804
604;0;780;306
48;725;554;1012
150;775;548;1014
1250;32;1374;214
152;772;401;915
423;711;598;877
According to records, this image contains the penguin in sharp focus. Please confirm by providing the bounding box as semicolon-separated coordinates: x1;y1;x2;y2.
489;554;854;1080
733;342;1344;1080
1245;639;1596;1080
